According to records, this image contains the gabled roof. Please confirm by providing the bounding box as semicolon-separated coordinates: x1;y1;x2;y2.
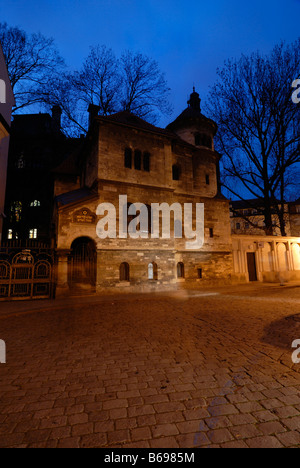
56;188;96;207
98;111;176;138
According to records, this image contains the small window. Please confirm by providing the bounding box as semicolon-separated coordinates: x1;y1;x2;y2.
16;154;25;169
134;150;142;170
143;152;150;172
245;224;250;230
206;175;210;185
29;229;38;239
195;133;201;146
236;223;241;230
172;164;181;181
198;268;203;279
10;201;22;222
177;262;185;279
209;228;214;238
30;200;41;207
7;229;13;240
124;148;132;169
148;262;158;281
120;262;130;282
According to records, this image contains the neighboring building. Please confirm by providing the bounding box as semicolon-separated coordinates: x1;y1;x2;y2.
54;89;233;296
0;42;15;243
232;234;300;283
3;108;82;245
289;198;300;237
230;199;291;236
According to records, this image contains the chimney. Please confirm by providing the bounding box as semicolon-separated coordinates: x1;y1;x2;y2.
88;104;100;129
51;105;62;128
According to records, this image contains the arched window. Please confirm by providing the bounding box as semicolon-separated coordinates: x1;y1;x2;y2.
148;262;158;280
134;150;142;170
120;262;130;282
124;148;132;169
143;152;151;172
177;262;185;279
172;164;181;181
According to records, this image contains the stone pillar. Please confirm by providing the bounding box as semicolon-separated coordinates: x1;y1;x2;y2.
286;241;293;271
55;250;71;298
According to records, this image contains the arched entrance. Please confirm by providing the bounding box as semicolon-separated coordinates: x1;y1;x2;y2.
69;237;96;290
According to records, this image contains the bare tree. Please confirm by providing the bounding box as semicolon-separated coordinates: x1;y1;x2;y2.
207;39;300;236
0;22;65;113
43;47;173;135
120;51;173;124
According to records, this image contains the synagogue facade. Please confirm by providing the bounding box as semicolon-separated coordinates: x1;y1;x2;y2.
54;90;234;296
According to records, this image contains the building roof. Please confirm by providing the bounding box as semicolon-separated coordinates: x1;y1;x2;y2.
0;112;10;134
56;188;96;207
166;89;217;135
98;111;176;138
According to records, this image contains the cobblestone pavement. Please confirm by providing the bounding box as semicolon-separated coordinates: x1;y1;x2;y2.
0;283;300;448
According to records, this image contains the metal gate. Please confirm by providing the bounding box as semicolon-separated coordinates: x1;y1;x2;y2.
0;248;54;301
70;238;96;286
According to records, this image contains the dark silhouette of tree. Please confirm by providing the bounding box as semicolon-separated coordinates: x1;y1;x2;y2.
0;22;65;113
120;50;172;123
43;46;172;135
207;39;300;236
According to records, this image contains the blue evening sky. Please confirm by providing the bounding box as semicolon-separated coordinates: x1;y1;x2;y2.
2;0;300;126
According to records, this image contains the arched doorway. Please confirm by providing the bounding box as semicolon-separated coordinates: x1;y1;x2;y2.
70;237;96;290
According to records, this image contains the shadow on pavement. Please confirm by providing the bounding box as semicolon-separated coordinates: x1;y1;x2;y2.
261;313;300;350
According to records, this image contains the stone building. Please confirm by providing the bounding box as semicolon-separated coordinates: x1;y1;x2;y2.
289;198;300;237
54;90;233;296
0;42;14;243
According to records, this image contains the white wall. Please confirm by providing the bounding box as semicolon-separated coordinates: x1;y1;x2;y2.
232;234;300;283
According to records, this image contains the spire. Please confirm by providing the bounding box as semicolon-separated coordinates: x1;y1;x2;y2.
187;87;201;112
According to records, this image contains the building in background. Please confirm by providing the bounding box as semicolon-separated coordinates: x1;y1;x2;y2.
289;198;300;237
0;42;15;243
230;199;292;236
3;108;82;245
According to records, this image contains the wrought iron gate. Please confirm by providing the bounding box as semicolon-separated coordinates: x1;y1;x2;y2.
0;247;54;301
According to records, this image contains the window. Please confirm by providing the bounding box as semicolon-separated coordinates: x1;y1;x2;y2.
30;200;41;207
16;153;25;169
124;148;132;169
206;175;210;185
195;133;201;146
194;133;212;149
172;164;181;181
148;262;158;280
245;223;250;230
134;150;142;170
143;152;150;172
120;262;130;282
209;228;214;238
29;229;38;239
7;229;13;240
198;268;203;279
236;223;241;230
10;201;22;223
177;262;185;279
